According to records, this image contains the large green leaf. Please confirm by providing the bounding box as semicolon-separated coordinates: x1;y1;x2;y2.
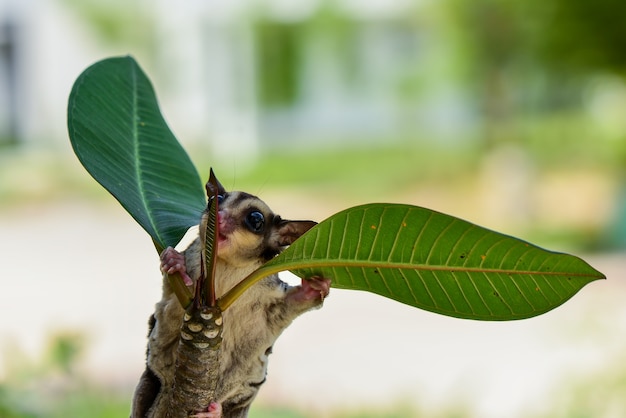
221;204;604;320
67;56;205;250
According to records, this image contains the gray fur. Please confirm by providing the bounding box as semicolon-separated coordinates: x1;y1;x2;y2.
131;191;325;417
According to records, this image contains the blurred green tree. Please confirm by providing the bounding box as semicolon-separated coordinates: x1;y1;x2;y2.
46;332;86;375
443;0;530;148
254;20;303;107
526;0;626;77
442;0;626;161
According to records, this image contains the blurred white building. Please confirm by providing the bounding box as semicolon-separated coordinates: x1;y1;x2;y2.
0;0;470;156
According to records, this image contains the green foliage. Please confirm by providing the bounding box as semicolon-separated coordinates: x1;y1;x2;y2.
253;7;361;108
525;0;626;76
287;205;602;319
46;332;86;374
0;332;129;418
0;382;130;418
204;143;480;196
0;385;35;418
445;0;626;87
223;204;603;319
67;56;604;320
254;20;303;107
60;0;154;50
67;56;206;251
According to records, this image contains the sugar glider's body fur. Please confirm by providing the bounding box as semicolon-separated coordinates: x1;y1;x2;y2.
131;179;330;418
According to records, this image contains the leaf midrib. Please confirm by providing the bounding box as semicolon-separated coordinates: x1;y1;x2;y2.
218;256;603;311
129;62;161;246
268;259;605;278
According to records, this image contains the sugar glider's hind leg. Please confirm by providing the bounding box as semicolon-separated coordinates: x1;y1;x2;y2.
130;366;161;417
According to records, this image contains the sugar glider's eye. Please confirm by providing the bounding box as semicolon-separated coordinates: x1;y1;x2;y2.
216;194;225;204
245;211;265;233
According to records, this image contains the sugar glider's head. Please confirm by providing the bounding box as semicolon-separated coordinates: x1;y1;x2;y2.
204;176;317;267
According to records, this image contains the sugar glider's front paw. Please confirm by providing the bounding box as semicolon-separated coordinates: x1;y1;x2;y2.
160;246;193;286
190;401;222;418
288;276;331;304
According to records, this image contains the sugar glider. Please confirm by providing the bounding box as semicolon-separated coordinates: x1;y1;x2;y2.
131;176;331;418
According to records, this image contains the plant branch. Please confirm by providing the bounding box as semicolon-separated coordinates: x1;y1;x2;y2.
199;168;220;308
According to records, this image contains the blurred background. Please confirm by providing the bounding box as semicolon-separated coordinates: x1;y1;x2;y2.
1;0;625;416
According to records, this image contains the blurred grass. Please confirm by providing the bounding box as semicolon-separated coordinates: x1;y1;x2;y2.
194;140;482;198
0;147;109;207
2;116;620;206
1;129;620;252
3;341;625;417
532;353;626;418
0;141;481;206
0;383;130;418
42;390;130;418
0;331;129;418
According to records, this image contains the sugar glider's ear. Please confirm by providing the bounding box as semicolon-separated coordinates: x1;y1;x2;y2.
205;168;226;198
275;220;317;247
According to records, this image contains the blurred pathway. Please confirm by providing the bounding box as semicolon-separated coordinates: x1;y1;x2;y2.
1;201;624;417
